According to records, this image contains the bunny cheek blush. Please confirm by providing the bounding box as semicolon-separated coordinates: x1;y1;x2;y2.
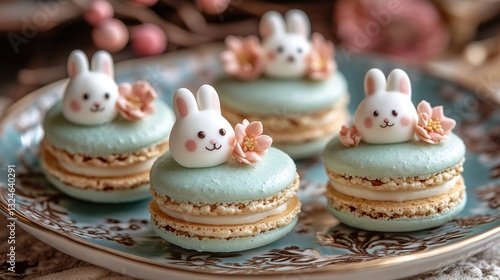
149;85;301;252
217;9;350;160
323;68;466;232
40;50;174;203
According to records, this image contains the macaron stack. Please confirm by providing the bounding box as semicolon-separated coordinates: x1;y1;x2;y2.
41;50;174;203
323;68;466;232
149;85;301;252
216;10;349;160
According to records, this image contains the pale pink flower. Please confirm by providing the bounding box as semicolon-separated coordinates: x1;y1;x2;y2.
415;101;456;144
339;125;361;147
232;119;272;164
333;0;448;62
221;35;265;81
116;81;156;121
307;32;336;80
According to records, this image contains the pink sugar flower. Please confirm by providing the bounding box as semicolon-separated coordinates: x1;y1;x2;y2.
116;81;157;121
307;32;336;80
339;125;361;147
221;35;265;80
415;101;456;144
232;119;272;164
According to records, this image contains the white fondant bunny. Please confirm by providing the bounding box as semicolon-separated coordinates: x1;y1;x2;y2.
170;85;235;168
259;9;311;78
354;68;418;144
62;50;119;125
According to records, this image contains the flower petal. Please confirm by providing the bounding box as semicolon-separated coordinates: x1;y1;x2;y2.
234;123;247;143
246;121;263;136
440;117;456;133
232;142;246;158
418;112;430;127
118;83;132;97
417;101;432;116
225;35;243;52
254;135;273;151
245;151;262;162
415;126;431;139
432;106;444;120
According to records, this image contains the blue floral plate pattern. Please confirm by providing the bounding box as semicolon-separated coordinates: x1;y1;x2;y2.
0;45;498;280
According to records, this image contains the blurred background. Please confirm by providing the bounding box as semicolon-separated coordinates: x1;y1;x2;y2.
1;0;500;114
0;1;499;279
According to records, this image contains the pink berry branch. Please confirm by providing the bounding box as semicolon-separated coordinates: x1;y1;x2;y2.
77;0;288;56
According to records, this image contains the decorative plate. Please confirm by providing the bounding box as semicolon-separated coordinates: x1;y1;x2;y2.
0;45;499;280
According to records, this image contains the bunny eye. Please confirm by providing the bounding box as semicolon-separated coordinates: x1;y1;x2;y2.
104;93;110;100
297;47;302;53
276;46;284;53
392;110;398;116
219;128;226;136
82;93;90;101
373;111;379;117
197;131;206;139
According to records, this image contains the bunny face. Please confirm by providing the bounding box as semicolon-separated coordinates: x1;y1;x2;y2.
354;69;418;144
62;50;119;126
170;85;235;168
259;10;311;78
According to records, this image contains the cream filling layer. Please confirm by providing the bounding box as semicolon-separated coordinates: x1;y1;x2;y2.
59;157;157;177
332;176;458;202
160;203;288;225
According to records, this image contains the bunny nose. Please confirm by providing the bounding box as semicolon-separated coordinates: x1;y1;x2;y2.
287;55;295;63
94;103;101;108
210;139;217;144
384;118;389;123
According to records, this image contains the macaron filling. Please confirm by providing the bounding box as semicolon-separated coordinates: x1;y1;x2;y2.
58;157;157;177
330;176;459;202
159;202;288;225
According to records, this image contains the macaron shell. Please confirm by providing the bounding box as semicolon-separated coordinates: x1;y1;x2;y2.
41;147;149;190
152;217;298;252
323;133;466;178
43;100;174;156
215;71;348;115
43;173;151;203
150;197;300;252
326;176;465;218
150;147;296;204
41;146;153;203
325;176;466;232
326;195;466;232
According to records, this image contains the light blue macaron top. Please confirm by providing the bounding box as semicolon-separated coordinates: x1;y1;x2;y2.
150;147;296;204
323;133;465;178
215;71;348;115
43;100;174;156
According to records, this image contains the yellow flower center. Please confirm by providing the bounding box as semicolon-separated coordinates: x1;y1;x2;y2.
126;95;143;109
237;52;251;66
243;134;256;152
425;118;442;133
310;55;326;71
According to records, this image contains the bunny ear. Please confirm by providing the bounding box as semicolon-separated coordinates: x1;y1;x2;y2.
364;68;386;96
197;84;221;113
285;9;310;37
259;11;285;39
91;50;114;78
387;68;411;96
173;88;198;119
67;50;89;78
